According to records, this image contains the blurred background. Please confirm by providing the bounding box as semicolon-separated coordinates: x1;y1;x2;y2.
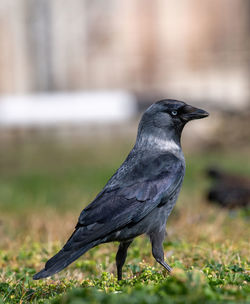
0;0;250;146
0;0;249;253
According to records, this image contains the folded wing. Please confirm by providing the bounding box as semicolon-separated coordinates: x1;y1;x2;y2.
70;152;184;246
33;152;184;279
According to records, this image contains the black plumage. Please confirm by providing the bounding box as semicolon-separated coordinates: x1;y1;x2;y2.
206;167;250;208
33;99;209;280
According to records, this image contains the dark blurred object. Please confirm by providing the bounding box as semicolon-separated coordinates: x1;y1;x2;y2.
206;167;250;208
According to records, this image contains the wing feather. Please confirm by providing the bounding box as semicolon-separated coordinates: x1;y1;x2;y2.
72;152;184;244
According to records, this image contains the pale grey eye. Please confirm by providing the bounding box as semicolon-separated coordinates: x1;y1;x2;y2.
171;110;178;116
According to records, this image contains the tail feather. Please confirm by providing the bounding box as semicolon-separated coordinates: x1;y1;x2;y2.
33;242;96;280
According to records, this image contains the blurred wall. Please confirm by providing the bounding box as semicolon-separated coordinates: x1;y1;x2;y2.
0;0;249;105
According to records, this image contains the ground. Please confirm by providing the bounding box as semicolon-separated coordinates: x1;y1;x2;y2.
0;138;249;303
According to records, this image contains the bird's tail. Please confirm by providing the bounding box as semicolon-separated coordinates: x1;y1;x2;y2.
33;241;97;280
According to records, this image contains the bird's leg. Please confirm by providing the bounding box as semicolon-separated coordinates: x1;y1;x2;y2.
116;240;133;281
150;229;172;273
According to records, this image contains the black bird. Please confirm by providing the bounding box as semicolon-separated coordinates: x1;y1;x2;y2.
33;99;209;281
207;167;250;208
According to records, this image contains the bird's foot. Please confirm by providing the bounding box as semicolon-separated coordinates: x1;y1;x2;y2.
159;260;172;273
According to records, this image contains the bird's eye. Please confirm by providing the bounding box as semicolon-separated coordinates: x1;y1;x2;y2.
171;110;178;116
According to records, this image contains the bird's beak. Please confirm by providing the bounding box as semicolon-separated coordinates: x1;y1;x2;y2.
181;104;209;121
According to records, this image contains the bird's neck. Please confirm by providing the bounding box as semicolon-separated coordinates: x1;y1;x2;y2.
135;127;183;155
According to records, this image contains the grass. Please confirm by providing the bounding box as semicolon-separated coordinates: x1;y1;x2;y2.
0;138;249;303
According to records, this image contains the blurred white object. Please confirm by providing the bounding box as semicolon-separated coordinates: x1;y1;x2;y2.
0;91;137;127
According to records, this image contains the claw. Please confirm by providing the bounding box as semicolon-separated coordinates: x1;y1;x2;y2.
159;260;172;273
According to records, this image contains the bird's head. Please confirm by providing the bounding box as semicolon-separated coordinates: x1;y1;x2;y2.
136;99;209;150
